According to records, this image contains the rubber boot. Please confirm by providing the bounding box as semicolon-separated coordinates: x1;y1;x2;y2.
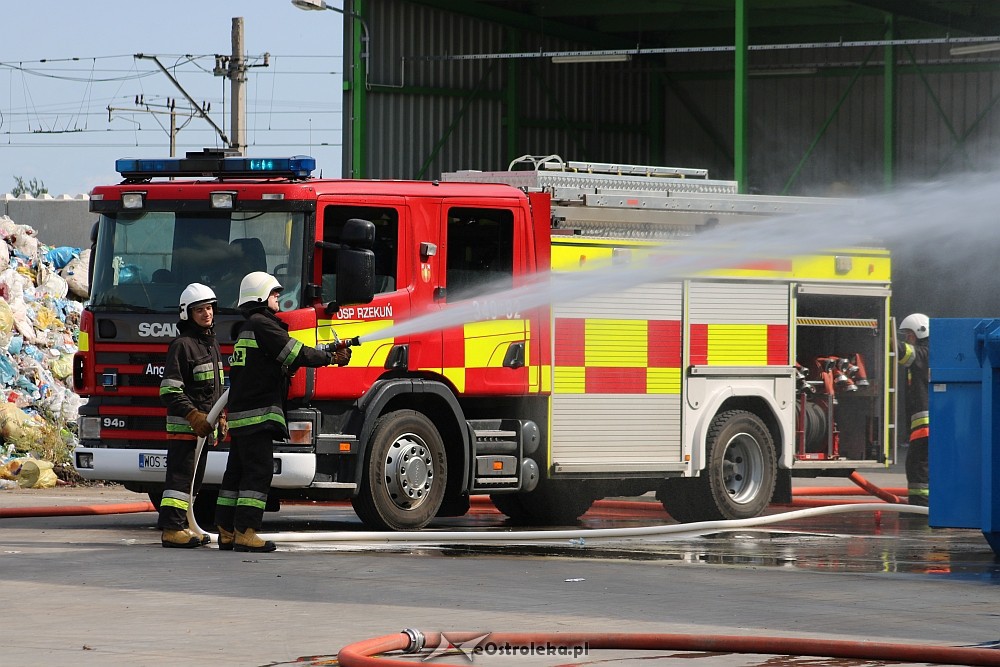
161;529;201;549
234;528;276;553
217;526;235;551
185;528;211;546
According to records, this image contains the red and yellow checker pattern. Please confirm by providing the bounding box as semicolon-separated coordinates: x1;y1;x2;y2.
554;318;681;394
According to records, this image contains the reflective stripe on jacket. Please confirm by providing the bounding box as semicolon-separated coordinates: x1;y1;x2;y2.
898;340;929;442
227;307;332;438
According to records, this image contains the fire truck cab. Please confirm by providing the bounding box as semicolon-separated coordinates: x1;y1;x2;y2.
73;151;894;530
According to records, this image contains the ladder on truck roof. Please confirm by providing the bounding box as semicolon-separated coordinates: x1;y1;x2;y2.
441;155;857;239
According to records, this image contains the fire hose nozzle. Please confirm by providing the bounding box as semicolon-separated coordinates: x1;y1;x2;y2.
337;336;361;350
330;335;361;351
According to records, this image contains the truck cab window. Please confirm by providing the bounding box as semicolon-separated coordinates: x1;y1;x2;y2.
89;211;306;311
322;206;399;298
445;207;514;302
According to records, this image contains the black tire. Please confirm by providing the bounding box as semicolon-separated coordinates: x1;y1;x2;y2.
352;410;447;530
656;478;704;523
510;481;596;526
687;409;777;521
489;493;533;523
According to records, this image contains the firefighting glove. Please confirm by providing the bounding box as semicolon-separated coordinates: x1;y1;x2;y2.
317;343;352;366
186;409;214;438
332;347;352;367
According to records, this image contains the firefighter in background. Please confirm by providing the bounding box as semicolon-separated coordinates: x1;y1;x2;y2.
897;313;930;507
215;271;351;552
158;283;227;548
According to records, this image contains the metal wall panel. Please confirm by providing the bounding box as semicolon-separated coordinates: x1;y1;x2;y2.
367;0;506;179
372;3;1000;193
688;282;789;324
551;395;683;469
554;283;683;320
550;281;684;469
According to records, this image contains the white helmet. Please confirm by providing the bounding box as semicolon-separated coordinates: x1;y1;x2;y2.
898;313;929;339
238;271;282;307
178;283;217;321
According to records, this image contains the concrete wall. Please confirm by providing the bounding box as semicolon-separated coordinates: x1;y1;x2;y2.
2;195;94;249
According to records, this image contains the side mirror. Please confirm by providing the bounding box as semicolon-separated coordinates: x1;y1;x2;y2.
89;220;99;288
341;218;375;249
335;245;375;308
319;218;376;312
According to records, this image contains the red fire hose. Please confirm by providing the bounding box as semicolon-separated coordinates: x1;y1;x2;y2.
848;470;905;503
0;472;903;520
338;630;1000;666
0;501;155;519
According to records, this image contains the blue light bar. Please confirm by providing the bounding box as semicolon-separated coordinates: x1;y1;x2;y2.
115;153;316;180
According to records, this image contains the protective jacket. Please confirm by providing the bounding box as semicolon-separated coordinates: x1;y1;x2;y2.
159;321;225;439
226;305;332;438
899;339;929;441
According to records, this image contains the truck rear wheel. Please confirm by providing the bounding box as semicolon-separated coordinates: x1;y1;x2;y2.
660;410;776;522
352;410;447;530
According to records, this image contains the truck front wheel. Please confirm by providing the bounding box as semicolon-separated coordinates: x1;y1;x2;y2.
352;410;447;530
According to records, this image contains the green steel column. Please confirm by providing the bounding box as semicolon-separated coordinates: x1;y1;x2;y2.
345;0;367;178
734;0;749;193
883;14;895;189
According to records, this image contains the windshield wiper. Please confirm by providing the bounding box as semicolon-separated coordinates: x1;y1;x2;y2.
89;302;158;313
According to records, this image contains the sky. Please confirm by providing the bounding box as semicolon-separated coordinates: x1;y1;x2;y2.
0;0;345;196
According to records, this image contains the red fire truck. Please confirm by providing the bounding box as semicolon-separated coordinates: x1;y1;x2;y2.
73;151;895;529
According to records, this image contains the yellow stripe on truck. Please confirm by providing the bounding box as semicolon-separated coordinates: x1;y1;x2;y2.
647;367;682;394
554;366;586;394
585;319;647;367
707;324;768;365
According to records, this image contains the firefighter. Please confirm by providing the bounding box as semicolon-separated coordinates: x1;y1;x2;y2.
896;313;930;507
158;283;227;548
214;271;351;552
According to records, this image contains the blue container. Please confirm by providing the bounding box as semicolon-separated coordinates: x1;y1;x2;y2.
929;318;1000;554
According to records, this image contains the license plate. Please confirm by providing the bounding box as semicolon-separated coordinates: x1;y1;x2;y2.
139;453;167;470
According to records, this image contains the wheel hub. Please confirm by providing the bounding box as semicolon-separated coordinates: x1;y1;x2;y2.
384;434;434;510
722;432;764;504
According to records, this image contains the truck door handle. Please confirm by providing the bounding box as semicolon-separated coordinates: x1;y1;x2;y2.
503;342;525;369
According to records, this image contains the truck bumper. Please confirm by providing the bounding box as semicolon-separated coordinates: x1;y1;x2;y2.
72;446;318;489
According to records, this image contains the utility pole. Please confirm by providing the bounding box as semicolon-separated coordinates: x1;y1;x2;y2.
230;17;246;155
108;96;204;156
135;19;267;154
214;17;269;156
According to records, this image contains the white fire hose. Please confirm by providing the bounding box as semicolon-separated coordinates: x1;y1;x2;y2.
186;388;229;541
181;389;928;549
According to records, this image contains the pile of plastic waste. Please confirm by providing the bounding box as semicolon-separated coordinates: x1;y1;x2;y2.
0;214;89;486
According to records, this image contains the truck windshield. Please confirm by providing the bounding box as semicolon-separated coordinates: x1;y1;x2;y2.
89;210;307;312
